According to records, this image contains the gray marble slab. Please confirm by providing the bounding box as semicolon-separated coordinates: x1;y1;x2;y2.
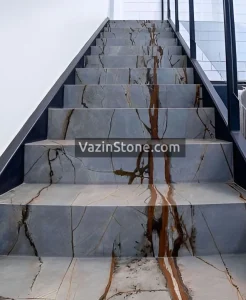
84;55;187;68
23;140;232;184
104;27;173;33
63;84;202;108
0;256;111;299
101;31;174;39
0;255;245;299
178;254;246;300
47;108;214;140
96;37;177;46
90;45;182;56
75;68;194;84
1;182;245;258
107;20;170;29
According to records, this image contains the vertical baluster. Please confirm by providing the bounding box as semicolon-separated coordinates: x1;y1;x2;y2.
189;0;196;59
223;0;239;130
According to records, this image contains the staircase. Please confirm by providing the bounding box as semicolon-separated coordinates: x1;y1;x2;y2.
0;20;246;300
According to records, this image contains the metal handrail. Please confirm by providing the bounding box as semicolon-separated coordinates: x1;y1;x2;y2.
165;0;239;131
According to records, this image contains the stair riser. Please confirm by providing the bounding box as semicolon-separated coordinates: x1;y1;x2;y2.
84;55;187;68
24;142;232;184
90;46;182;56
47;108;215;140
64;84;202;108
96;38;177;46
75;68;194;84
101;32;174;39
107;21;170;29
1;202;243;257
104;27;173;33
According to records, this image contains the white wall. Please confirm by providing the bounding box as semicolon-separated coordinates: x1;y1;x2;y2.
122;0;162;20
0;0;110;156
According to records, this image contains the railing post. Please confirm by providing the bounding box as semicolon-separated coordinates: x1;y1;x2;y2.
229;0;238;98
223;0;239;131
175;0;179;32
189;0;196;59
167;0;170;20
161;0;164;21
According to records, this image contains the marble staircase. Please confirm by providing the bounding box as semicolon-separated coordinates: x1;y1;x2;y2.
0;20;246;300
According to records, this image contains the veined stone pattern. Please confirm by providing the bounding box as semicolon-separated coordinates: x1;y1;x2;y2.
0;19;246;300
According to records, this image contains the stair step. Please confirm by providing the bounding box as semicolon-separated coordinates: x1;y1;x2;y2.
104;27;173;33
0;182;244;258
47;108;214;140
107;20;170;29
24;139;232;184
96;37;177;46
63;84;202;108
75;68;194;84
101;31;175;39
90;45;182;56
84;55;187;68
0;255;245;299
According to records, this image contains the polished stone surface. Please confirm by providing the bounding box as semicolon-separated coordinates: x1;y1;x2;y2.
0;255;245;299
0;183;245;257
75;68;194;84
90;45;182;56
96;37;177;46
106;20;170;29
101;31;174;39
64;84;202;108
0;256;111;299
47;108;214;139
84;55;187;68
1;17;245;300
104;27;173;33
24;140;232;184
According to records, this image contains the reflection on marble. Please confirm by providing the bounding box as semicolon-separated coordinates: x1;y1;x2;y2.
106;20;170;29
64;84;202;108
75;68;194;84
23;140;232;184
90;45;182;56
0;182;245;258
84;55;187;68
96;37;177;46
47;108;214;139
101;31;174;39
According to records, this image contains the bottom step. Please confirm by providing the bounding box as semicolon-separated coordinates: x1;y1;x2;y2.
0;255;245;299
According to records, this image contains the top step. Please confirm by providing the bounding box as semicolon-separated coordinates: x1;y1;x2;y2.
107;20;170;29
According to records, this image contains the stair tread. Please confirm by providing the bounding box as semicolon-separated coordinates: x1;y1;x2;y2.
90;45;182;55
24;139;232;184
0;255;245;299
96;37;177;46
66;83;197;86
0;182;244;206
77;67;190;69
86;55;185;57
75;67;194;85
26;139;230;146
84;55;187;68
